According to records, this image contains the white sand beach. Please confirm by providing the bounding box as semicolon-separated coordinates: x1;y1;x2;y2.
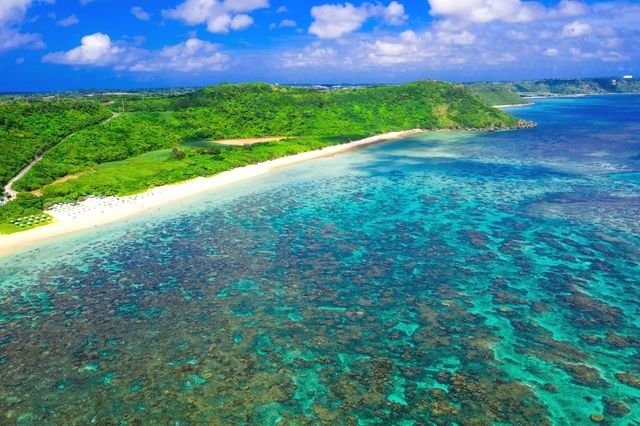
493;103;532;108
0;129;424;256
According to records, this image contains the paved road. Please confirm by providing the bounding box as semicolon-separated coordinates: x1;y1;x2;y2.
4;154;43;198
2;112;120;200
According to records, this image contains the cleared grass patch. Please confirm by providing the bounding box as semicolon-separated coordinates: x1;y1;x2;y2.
209;136;292;146
32;173;82;196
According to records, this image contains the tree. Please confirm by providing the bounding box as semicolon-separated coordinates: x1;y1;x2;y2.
171;147;185;160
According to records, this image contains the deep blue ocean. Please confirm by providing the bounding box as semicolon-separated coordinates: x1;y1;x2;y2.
1;95;639;425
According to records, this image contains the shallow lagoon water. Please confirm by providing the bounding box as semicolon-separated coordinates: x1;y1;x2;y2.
1;95;640;425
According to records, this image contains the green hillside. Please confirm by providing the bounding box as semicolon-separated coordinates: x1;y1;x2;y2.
464;83;530;106
510;77;640;96
466;77;640;105
0;80;528;233
0;100;112;190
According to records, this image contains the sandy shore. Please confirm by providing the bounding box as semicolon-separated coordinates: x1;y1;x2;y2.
493;103;532;108
0;129;424;257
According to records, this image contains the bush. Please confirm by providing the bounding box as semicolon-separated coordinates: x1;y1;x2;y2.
197;147;222;156
171;147;185;160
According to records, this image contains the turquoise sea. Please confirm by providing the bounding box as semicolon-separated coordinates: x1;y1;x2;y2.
1;95;639;425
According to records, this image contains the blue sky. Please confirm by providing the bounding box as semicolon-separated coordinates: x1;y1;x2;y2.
0;0;638;91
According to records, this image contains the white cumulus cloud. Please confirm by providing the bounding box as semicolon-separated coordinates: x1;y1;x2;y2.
284;29;476;68
131;6;151;21
0;0;33;25
551;0;589;18
428;0;587;25
282;42;339;68
381;1;407;25
43;33;230;73
279;19;296;27
428;0;544;24
309;3;370;39
205;13;254;32
271;18;296;29
309;1;407;39
544;47;559;56
162;0;268;34
230;14;253;30
436;30;476;45
506;30;528;40
570;46;626;62
561;20;591;38
43;33;121;65
130;38;229;72
57;14;79;27
0;0;45;52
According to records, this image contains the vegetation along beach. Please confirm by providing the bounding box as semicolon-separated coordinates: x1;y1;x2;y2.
0;81;530;243
1;0;639;425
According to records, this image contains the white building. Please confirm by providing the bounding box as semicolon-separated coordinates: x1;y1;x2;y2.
623;75;633;79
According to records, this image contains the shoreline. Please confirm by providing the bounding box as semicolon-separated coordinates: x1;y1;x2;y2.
524;94;589;99
0;129;426;257
493;103;532;108
523;92;639;99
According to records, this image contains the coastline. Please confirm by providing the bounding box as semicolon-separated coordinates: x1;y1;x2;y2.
493;103;532;108
523;94;589;99
0;129;425;257
523;92;639;99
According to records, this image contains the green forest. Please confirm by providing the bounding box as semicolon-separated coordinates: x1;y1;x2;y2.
0;80;526;233
467;76;640;105
464;83;530;106
0;100;112;188
507;77;640;96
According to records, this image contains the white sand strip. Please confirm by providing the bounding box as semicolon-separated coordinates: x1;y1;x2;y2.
0;129;424;256
493;103;531;108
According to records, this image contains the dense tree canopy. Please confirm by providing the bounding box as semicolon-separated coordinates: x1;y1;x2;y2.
0;100;112;189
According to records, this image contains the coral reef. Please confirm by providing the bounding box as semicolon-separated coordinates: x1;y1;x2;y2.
1;96;640;424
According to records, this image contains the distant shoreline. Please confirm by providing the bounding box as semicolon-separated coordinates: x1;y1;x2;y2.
0;129;426;257
495;92;638;107
493;103;532;108
523;92;638;99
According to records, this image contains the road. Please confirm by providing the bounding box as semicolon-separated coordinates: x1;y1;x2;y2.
2;112;120;200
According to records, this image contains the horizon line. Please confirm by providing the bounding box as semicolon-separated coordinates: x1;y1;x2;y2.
0;74;634;96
